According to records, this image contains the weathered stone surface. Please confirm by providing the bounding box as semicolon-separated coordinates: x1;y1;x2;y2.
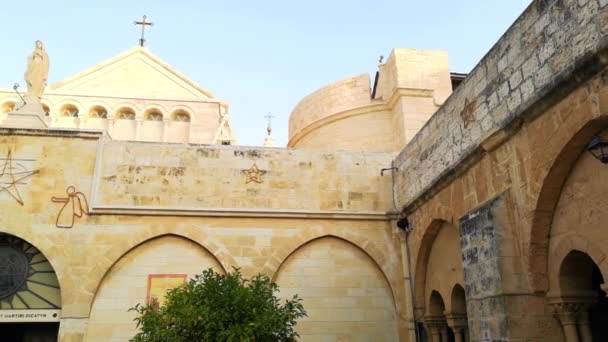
459;195;508;342
394;0;608;210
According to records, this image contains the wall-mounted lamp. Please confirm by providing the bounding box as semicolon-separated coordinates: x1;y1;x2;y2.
587;135;608;164
397;216;411;232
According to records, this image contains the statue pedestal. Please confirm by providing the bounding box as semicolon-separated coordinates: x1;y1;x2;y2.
1;95;48;129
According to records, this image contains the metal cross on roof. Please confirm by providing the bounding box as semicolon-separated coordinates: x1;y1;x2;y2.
134;15;154;47
264;113;275;135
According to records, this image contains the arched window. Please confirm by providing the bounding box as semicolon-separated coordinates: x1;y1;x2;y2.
60;104;79;117
116;107;136;120
1;101;16;114
167;109;191;143
145;109;163;121
172;110;191;122
89;106;108;119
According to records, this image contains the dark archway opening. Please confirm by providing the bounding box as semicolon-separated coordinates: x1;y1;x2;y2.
0;322;59;342
559;251;608;342
589;262;608;341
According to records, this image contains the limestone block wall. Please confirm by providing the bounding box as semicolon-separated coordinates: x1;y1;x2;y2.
393;0;608;209
0;91;224;144
0;130;408;341
288;49;452;153
86;236;224;342
374;49;452;106
396;0;608;339
95;139;394;212
275;237;399;341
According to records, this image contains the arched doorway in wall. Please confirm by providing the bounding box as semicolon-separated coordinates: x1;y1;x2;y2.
0;233;61;341
537;126;608;341
552;251;608;342
417;221;470;342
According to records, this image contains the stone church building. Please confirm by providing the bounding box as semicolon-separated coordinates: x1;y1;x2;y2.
1;0;607;341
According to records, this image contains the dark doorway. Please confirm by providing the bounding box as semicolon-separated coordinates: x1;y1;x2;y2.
0;322;59;342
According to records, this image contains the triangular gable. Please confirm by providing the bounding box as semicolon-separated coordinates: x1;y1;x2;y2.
51;47;221;101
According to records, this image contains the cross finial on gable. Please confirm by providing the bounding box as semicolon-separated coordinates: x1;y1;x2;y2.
134;15;154;47
264;113;275;136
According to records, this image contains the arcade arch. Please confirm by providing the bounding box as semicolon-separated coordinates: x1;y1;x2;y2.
86;235;224;341
273;236;399;341
540;126;608;341
416;221;470;342
0;233;61;341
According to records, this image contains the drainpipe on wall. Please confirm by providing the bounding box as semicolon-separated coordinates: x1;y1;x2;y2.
385;160;420;342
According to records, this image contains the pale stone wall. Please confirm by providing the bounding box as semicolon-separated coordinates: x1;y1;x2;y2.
0;91;224;144
289;74;373;138
86;236;224;341
288;110;396;153
393;1;608;340
94;139;393;212
275;237;399;341
423;223;464;313
0;130;408;341
547;128;608;295
393;0;608;209
397;0;608;337
374;49;451;106
0;47;233;145
288;49;451;153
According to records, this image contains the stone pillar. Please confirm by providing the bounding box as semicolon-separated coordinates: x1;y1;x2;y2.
440;326;449;342
163;118;170;142
135;118;143;140
553;303;582;342
108;116;115;137
425;316;445;342
459;195;510;341
446;314;468;342
577;309;593;342
58;317;88;342
397;231;418;342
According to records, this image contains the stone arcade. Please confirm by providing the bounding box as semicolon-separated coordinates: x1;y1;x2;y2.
1;0;608;341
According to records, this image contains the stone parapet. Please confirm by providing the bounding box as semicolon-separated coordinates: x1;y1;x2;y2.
394;0;608;211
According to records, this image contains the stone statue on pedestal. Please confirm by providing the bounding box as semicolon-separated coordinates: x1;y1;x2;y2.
1;40;50;129
24;40;49;99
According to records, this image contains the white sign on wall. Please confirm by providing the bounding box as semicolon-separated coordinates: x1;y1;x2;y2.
482;329;492;342
0;309;61;322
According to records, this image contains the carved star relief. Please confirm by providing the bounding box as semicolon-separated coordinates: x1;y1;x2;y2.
242;163;267;184
0;150;39;206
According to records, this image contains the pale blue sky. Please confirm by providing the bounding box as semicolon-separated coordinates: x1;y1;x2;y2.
0;0;531;146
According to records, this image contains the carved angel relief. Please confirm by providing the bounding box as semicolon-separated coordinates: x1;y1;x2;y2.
51;186;88;228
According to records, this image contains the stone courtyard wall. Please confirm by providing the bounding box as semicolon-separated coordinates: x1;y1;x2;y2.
394;0;608;209
0;130;406;341
394;0;608;341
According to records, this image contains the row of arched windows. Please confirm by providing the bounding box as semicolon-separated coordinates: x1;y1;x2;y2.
0;101;192;122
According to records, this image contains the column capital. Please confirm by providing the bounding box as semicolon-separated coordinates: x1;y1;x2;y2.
446;313;468;329
424;315;447;329
552;302;584;325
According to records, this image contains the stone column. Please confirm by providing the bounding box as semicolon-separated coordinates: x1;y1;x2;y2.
108;116;115;137
58;317;88;342
425;316;445;342
440;326;449;342
577;309;593;342
135;118;143;140
446;314;468;342
553;303;582;342
163;118;170;142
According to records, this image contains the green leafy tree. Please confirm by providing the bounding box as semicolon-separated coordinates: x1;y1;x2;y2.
129;268;307;342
